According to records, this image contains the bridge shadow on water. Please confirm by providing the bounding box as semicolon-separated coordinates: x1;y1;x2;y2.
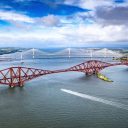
68;73;104;86
0;86;25;96
78;74;97;81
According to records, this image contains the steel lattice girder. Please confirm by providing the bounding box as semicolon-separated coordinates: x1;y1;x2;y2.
0;60;127;87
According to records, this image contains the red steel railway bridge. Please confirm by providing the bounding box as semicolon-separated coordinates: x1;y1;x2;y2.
0;60;127;88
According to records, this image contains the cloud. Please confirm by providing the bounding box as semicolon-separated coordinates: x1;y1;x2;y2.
0;22;127;47
37;15;61;27
0;10;34;23
95;6;128;25
0;11;63;28
0;0;127;47
63;0;128;26
60;23;128;42
64;0;112;10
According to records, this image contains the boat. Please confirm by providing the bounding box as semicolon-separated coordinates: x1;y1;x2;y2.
97;73;113;82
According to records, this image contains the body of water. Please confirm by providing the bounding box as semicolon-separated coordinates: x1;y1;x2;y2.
0;58;128;128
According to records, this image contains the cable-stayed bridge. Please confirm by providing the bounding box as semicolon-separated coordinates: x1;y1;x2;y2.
0;48;123;60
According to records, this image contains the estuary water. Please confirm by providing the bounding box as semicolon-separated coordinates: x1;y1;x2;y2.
0;58;128;128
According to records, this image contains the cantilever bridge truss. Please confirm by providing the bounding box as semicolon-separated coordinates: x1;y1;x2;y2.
0;60;127;87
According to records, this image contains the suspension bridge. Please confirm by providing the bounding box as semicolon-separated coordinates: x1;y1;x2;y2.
0;60;127;88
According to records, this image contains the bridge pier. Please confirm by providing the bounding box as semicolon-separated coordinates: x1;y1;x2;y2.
86;71;97;76
93;71;97;74
86;72;93;76
9;81;24;88
9;84;15;88
18;67;24;87
9;68;15;88
18;81;24;87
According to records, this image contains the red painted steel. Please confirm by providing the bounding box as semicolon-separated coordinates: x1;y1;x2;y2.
0;60;127;87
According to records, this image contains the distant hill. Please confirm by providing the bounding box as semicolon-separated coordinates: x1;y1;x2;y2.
0;47;23;55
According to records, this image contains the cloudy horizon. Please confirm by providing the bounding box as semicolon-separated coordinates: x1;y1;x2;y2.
0;0;128;48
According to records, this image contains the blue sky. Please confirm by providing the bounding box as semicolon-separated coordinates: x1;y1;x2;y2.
0;0;128;48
